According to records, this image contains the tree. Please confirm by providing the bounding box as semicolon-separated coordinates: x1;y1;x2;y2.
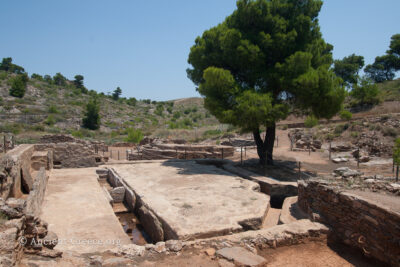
350;77;381;105
74;75;87;93
82;97;100;130
53;72;67;86
187;0;345;165
387;34;400;70
333;54;364;87
0;57;25;74
43;75;53;83
126;97;137;106
9;74;28;98
112;87;122;100
365;34;400;82
365;55;397;82
31;73;43;81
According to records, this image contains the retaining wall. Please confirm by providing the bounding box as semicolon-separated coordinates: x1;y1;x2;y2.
298;180;400;266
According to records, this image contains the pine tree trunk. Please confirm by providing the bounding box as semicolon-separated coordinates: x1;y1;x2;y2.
253;123;276;165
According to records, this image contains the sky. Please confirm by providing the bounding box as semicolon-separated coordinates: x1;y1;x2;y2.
0;0;399;101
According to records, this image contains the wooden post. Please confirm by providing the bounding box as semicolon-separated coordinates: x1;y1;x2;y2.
298;162;301;179
240;147;243;165
3;136;6;153
126;150;128;160
244;147;247;158
393;159;395;173
222;148;224;160
118;150;120;160
329;141;332;160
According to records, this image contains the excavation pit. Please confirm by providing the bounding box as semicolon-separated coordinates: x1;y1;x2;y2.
108;160;270;241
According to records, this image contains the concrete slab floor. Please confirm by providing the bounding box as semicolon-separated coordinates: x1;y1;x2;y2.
109;161;270;240
40;168;131;253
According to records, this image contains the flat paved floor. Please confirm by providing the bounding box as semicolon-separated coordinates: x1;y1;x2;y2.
111;161;270;240
40;168;131;253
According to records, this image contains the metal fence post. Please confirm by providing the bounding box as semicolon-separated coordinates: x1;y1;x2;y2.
3;136;6;153
222;148;224;160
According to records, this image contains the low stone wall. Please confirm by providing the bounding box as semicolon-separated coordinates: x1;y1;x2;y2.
25;168;48;218
138;144;235;160
0;144;35;199
35;142;100;168
298;180;400;266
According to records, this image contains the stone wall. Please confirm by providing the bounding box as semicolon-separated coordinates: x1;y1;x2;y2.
298;180;400;266
35;142;100;168
0;144;35;199
25;168;48;218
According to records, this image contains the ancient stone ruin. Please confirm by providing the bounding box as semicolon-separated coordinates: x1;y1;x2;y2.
0;134;398;266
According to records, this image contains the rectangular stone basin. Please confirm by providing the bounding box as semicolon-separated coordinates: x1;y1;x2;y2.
110;160;270;241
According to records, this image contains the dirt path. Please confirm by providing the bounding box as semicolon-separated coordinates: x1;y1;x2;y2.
40;168;131;253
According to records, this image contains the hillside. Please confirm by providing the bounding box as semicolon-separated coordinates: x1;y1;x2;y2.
0;71;222;144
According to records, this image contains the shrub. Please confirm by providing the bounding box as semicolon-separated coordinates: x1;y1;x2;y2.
124;128;144;144
339;110;353;121
351;77;381;106
304;115;318;128
0;71;7;80
203;129;222;138
382;127;398;137
126;97;137;106
45;115;56;126
71;130;84;138
9;75;27;98
31;73;43;80
334;123;349;135
53;72;67;86
48;105;59;114
350;132;359;138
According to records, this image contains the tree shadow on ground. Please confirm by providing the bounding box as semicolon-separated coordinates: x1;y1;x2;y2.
161;159;238;177
327;239;389;267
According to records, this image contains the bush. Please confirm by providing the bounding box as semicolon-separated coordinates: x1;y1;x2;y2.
45;115;56;126
48;105;59;114
334;123;349;135
304;115;318;128
0;71;7;80
71;130;84;138
351;77;381;106
124;128;144;144
9;75;27;98
382;127;398;137
203;129;222;138
350;132;359;138
340;110;353;121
